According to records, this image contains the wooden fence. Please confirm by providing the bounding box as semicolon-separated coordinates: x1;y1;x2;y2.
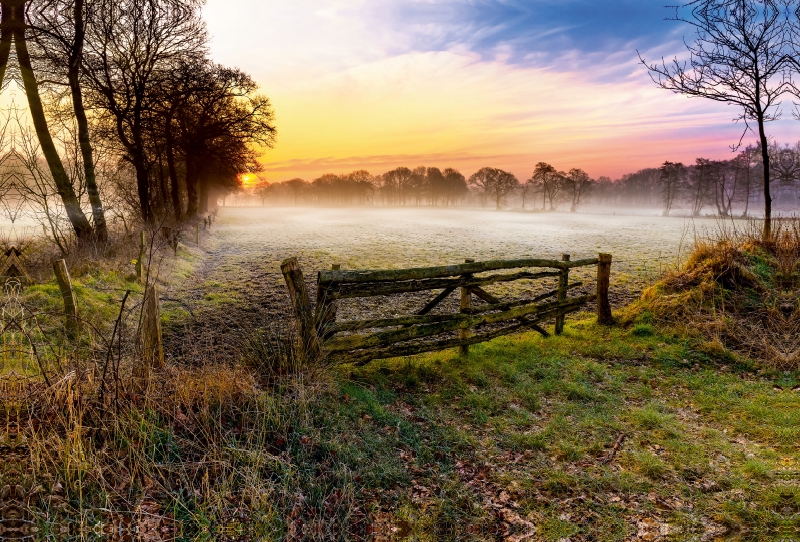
282;253;613;366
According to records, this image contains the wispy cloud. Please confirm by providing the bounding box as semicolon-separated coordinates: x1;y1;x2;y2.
203;0;798;181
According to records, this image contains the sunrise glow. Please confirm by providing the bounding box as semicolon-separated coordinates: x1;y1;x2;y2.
240;173;258;187
203;0;798;182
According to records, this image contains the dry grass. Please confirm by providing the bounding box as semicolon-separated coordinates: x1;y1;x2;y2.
625;217;800;370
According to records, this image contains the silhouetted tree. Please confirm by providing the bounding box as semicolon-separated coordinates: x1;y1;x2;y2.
0;0;94;240
689;159;714;216
254;180;273;206
442;168;468;206
81;0;207;223
284;178;307;205
642;0;787;236
531;162;563;210
30;0;109;241
468;167;519;210
564;168;593;212
659;161;686;216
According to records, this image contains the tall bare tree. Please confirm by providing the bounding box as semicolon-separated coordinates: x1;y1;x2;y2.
468;167;519;210
564;168;593;212
531;162;563;211
659;161;686;216
0;0;93;240
29;0;108;241
81;0;207;223
641;0;789;237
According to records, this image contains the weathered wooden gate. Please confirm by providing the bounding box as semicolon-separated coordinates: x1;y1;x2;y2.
282;254;612;365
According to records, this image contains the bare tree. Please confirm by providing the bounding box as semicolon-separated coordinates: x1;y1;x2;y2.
81;0;207;223
659;161;686;216
520;177;535;210
29;0;109;241
689;158;714;216
531;162;563;210
734;144;761;216
442;168;468;206
284;178;306;205
641;0;789;237
173;62;275;217
0;0;94;240
468;167;519;210
564;168;594;212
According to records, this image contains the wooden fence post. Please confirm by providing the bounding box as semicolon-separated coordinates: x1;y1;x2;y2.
195;224;200;244
555;254;570;335
53;259;79;337
141;284;165;371
597;253;613;325
135;231;146;282
281;257;320;359
315;264;340;339
460;259;475;355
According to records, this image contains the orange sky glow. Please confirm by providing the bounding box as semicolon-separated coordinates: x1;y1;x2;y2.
205;0;798;184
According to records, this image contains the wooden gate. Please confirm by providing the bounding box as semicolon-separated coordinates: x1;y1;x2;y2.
282;254;612;366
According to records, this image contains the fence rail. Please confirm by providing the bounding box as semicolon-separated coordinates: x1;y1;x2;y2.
282;253;613;366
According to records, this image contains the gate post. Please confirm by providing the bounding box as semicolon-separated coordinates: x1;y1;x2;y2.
459;259;475;355
597;253;613;325
555;254;570;335
281;257;320;360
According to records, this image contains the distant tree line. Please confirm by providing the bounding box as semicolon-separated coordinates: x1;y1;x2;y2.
249;141;800;217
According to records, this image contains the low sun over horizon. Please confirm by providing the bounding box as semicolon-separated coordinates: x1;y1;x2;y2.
205;0;799;184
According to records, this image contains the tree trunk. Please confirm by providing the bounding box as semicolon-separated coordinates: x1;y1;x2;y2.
133;153;152;223
13;6;93;240
199;179;208;214
157;155;168;212
185;156;200;217
165;115;182;220
0;4;11;87
68;0;107;242
758;118;772;238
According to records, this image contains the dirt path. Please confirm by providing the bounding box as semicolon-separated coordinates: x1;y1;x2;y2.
164;207;726;360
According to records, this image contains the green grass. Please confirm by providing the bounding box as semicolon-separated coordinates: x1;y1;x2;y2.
306;319;799;540
18;236;800;539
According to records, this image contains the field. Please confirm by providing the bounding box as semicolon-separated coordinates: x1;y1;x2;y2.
15;208;793;541
166;207;719;341
153;208;794;541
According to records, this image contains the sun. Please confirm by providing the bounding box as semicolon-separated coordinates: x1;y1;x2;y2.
240;173;258;187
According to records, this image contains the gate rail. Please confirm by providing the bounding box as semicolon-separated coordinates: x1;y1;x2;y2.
281;254;613;365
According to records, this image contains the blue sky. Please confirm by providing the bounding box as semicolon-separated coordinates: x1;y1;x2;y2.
379;1;677;63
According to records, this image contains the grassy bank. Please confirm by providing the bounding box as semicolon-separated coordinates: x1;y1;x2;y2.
19;315;797;541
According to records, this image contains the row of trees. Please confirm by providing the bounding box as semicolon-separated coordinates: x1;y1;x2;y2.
0;0;276;245
255;167;471;207
248;140;800;216
252;164;597;212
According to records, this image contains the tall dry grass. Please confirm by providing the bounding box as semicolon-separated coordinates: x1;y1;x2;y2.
630;217;800;370
1;223;366;540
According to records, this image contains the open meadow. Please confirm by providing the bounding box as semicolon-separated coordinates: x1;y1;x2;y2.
143;207;797;541
165;207;722;342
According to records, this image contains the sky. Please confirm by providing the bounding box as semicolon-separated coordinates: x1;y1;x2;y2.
203;0;799;183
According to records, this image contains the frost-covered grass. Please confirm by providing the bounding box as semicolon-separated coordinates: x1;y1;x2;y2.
210;206;718;280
